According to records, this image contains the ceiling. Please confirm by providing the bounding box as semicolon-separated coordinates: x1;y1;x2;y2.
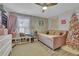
3;3;79;18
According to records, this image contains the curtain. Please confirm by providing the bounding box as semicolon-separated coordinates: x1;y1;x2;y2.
8;13;17;34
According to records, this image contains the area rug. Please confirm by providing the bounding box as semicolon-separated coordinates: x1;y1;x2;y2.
10;41;76;56
61;45;79;55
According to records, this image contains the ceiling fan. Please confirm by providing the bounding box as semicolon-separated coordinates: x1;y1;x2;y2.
35;3;57;12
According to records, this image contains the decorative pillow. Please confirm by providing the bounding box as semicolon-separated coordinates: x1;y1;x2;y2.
60;32;63;35
46;31;49;34
51;31;55;35
4;29;8;35
0;28;4;35
54;31;60;35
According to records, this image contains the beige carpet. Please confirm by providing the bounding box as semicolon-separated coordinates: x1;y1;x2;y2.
10;41;76;56
61;45;79;55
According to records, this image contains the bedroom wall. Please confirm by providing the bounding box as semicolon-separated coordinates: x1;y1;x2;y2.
58;11;72;30
30;16;48;33
58;6;79;30
48;6;79;31
48;16;59;30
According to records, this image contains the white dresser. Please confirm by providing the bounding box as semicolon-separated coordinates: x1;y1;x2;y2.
0;34;12;56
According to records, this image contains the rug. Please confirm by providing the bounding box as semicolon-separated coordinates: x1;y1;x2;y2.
10;41;76;56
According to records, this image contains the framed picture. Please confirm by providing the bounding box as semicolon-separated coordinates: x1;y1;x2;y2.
61;19;66;24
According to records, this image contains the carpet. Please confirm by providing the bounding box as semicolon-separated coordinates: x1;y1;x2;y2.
10;41;76;56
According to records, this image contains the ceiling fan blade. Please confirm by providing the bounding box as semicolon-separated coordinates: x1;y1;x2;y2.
35;3;57;7
47;3;57;7
35;3;44;6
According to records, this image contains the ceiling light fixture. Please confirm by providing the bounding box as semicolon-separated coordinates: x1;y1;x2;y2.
42;6;48;12
35;3;57;12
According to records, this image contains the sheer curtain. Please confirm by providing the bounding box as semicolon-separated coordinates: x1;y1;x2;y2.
16;15;30;34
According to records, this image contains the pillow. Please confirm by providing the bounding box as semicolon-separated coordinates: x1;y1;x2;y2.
60;32;63;35
50;31;55;35
46;31;49;34
54;31;60;35
53;31;55;35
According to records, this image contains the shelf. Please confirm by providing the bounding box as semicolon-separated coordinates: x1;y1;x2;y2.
1;12;8;28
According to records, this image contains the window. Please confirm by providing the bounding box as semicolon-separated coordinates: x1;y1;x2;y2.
16;15;30;34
